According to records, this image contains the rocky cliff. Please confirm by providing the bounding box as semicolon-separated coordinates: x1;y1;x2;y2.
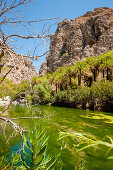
39;7;113;76
2;49;37;84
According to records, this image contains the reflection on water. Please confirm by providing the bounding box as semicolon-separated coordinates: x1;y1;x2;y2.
0;104;113;169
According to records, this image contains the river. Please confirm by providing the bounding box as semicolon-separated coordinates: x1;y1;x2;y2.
0;104;113;169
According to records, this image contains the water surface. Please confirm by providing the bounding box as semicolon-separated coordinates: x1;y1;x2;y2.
0;105;113;170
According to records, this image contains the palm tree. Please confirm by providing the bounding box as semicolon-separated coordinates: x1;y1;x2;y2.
56;67;69;90
73;60;86;86
45;73;54;86
49;70;62;92
100;51;113;81
85;56;101;82
65;65;75;86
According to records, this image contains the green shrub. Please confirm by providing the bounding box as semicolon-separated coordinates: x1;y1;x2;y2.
15;80;30;93
52;90;68;106
52;82;113;112
32;78;52;104
25;93;32;104
90;81;113;111
73;86;90;109
0;78;16;98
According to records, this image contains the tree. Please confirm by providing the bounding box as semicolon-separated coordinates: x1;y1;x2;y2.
32;77;52;104
0;0;58;57
0;0;58;81
51;67;70;91
100;51;113;81
85;56;101;82
56;67;68;90
65;65;74;86
73;60;86;86
0;0;58;135
52;71;62;92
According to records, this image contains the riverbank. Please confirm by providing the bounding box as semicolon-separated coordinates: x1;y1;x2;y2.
0;81;112;113
51;81;113;112
0;51;113;112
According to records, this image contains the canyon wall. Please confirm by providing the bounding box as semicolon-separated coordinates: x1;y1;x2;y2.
39;7;113;76
2;49;37;83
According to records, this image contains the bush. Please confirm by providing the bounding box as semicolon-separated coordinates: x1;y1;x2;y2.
25;93;32;104
32;78;52;104
52;90;69;106
0;78;16;98
52;82;113;112
90;81;113;112
15;80;30;93
73;86;91;109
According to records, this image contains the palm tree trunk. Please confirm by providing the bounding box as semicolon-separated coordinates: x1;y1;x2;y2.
106;68;109;80
110;70;112;81
69;76;71;86
60;83;62;90
56;83;58;92
89;76;93;87
58;83;60;90
93;70;96;82
78;69;81;86
78;75;81;86
103;70;105;79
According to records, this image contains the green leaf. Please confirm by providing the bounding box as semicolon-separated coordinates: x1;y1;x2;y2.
38;156;53;167
21;155;30;169
107;156;113;159
46;157;57;170
37;145;47;156
36;153;44;165
22;149;32;162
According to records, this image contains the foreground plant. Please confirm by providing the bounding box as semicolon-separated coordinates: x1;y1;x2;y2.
21;124;60;169
58;131;113;160
0;124;61;169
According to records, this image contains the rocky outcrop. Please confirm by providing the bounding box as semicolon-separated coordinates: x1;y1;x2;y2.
2;49;37;83
39;7;113;76
39;59;47;77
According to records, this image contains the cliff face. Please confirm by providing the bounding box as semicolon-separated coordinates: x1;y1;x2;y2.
39;7;113;76
2;49;37;84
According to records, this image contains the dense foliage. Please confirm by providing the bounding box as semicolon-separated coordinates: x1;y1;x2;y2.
0;51;113;112
52;81;113;112
32;78;52;104
0;78;16;98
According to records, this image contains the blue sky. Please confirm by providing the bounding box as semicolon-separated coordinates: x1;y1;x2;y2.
13;0;113;72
